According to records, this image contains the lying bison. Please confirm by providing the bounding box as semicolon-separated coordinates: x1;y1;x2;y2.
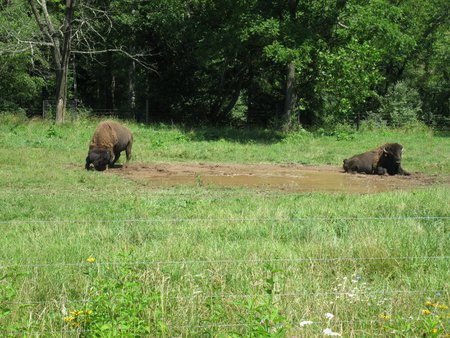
343;143;410;176
85;121;133;171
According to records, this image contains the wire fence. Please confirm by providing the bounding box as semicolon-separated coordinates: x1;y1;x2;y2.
0;316;443;336
2;289;445;306
1;216;448;335
1;215;448;225
0;320;377;335
1;255;449;269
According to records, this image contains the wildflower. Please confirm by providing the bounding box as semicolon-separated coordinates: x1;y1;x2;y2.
69;310;83;316
425;301;433;307
351;275;361;283
299;321;314;327
431;328;438;334
379;313;391;320
86;257;95;263
323;328;341;336
325;313;335;320
84;310;93;315
63;316;75;322
437;304;448;310
422;309;431;315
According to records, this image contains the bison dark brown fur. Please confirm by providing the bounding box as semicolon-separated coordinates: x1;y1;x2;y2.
343;143;410;176
85;121;133;171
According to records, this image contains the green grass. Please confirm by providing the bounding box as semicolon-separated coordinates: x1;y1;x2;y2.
0;114;449;337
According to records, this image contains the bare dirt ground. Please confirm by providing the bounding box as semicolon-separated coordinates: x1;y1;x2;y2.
110;162;442;193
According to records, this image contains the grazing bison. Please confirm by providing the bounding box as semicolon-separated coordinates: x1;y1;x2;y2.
343;143;410;176
85;121;133;171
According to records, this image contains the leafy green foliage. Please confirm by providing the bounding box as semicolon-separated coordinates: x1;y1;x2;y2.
75;261;164;336
0;0;449;127
378;81;423;127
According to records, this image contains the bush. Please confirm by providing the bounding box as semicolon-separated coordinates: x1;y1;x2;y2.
378;82;423;127
360;112;388;131
0;110;28;125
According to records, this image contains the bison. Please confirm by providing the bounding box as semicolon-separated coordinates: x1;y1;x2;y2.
85;121;133;171
343;143;410;176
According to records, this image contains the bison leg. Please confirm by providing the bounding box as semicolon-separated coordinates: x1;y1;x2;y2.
126;142;132;161
376;166;386;175
85;156;92;170
397;166;411;176
111;151;120;165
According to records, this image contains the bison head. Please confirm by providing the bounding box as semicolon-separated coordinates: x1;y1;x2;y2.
382;143;403;165
86;148;111;171
380;143;406;175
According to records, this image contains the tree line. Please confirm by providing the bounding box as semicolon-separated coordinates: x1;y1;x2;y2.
0;0;448;129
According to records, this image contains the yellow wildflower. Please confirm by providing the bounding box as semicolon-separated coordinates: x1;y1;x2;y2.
425;301;433;306
84;310;93;315
431;328;438;334
437;304;448;310
86;257;95;263
69;310;83;316
422;309;431;315
379;314;391;320
63;316;75;322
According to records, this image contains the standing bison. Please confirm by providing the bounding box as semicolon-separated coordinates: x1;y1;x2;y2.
85;121;133;171
343;143;410;176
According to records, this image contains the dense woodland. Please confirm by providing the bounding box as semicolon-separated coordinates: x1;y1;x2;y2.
0;0;448;129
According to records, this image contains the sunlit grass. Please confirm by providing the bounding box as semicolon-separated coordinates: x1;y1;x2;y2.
0;115;449;336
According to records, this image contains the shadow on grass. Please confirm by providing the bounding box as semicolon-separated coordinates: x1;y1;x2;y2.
85;163;124;172
181;126;286;144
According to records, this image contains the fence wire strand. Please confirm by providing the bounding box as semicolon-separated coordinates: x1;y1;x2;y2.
0;216;448;225
3;289;445;306
1;255;449;269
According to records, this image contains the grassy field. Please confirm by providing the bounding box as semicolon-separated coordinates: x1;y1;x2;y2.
0;114;449;337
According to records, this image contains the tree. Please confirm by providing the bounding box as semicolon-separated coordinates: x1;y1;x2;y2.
0;1;47;111
29;0;76;123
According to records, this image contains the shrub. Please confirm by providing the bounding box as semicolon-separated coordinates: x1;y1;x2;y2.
378;82;423;127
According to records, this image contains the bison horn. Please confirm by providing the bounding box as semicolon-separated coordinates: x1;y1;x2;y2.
383;147;387;153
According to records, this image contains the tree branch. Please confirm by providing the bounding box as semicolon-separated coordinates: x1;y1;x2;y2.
71;48;156;71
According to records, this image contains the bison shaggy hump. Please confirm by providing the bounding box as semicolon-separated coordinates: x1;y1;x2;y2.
343;143;410;176
85;121;133;171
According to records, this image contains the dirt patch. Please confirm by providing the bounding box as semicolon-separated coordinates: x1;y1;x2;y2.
109;162;441;194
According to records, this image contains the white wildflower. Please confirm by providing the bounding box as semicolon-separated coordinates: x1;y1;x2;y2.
299;320;314;327
324;313;334;320
323;328;341;336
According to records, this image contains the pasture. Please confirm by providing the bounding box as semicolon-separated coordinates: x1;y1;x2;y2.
0;115;449;337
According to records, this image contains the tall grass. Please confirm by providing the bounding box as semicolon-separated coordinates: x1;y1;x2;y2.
0;115;449;336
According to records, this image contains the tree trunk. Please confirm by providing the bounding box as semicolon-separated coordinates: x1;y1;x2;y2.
221;85;242;120
55;68;67;123
55;0;76;123
128;60;136;119
282;62;296;131
106;51;115;111
29;0;76;123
